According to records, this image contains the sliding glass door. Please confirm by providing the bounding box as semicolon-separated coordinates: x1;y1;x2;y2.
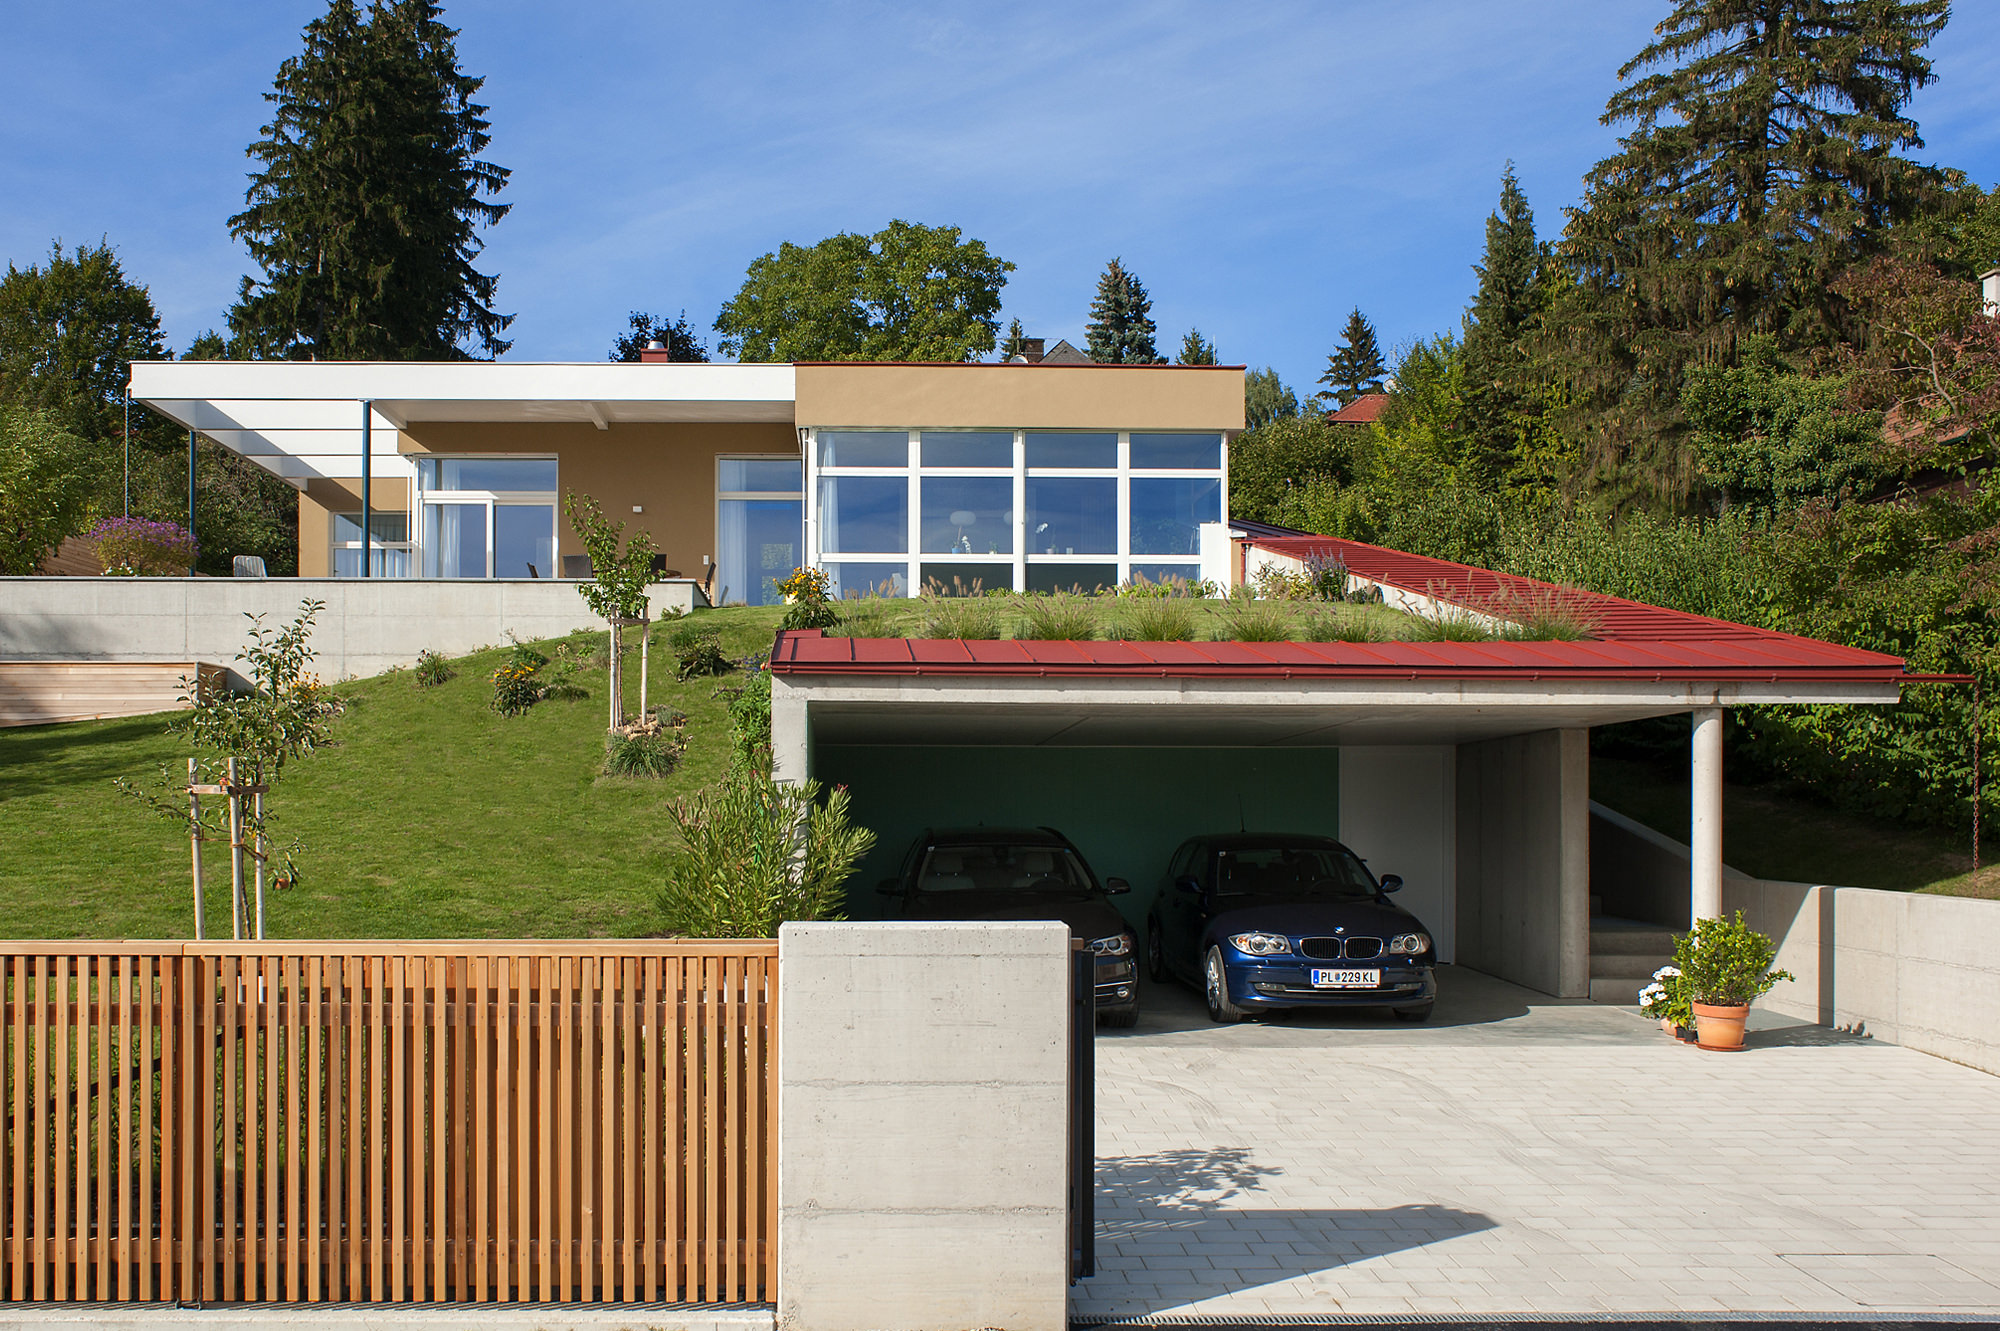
717;457;803;606
416;457;557;578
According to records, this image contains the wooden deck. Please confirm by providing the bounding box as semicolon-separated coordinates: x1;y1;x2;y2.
0;661;223;728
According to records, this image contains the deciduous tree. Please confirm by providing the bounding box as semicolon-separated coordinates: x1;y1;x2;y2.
0;406;101;574
0;241;166;443
1244;367;1299;430
715;221;1011;362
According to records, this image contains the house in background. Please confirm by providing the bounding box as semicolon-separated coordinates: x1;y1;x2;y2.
127;357;1246;605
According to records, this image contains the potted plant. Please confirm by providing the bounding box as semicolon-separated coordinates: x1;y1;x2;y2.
1671;912;1793;1051
1637;964;1691;1039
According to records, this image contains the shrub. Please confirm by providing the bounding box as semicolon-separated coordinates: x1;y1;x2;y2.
670;624;730;679
1013;590;1098;640
654;772;876;938
775;566;840;630
89;516;197;575
1115;595;1200;641
1674;912;1794;1007
489;641;588;715
603;727;686;779
728;668;773;770
490;661;543;716
1300;607;1391;642
413;649;454;687
918;581;1003;639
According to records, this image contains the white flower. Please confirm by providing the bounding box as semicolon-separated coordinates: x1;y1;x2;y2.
1653;965;1681;980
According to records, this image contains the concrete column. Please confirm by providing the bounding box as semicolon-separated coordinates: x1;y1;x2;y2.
1557;728;1591;998
777;922;1072;1331
1690;706;1724;923
770;676;809;786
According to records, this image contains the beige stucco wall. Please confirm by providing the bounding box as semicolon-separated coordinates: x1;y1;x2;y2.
795;362;1245;431
389;420;799;578
298;478;411;578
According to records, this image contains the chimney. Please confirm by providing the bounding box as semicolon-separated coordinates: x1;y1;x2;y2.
1983;269;2000;319
639;338;673;363
1017;337;1044;364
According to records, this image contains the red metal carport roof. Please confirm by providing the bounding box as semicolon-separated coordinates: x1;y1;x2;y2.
768;535;1908;685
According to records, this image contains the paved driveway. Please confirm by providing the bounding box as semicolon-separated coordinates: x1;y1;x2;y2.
1078;967;2000;1320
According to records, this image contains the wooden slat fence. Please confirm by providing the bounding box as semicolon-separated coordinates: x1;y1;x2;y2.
0;941;776;1304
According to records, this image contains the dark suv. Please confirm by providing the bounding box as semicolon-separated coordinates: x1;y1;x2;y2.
879;827;1140;1027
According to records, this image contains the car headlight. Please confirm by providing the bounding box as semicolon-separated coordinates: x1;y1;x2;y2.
1388;932;1431;955
1227;931;1292;956
1088;933;1134;957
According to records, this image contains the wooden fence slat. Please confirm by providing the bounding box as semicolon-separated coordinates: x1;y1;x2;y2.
0;942;777;1309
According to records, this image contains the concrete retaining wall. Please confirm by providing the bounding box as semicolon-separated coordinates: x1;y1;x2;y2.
1590;803;2000;1077
776;921;1071;1331
1455;730;1590;997
0;577;702;682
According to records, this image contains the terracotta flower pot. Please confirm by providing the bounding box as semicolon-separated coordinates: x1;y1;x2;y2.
1692;1001;1750;1051
1659;1016;1678;1036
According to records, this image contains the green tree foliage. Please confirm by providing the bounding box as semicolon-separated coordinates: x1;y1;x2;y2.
1244;367;1300;430
1085;258;1163;364
1459;166;1549;484
655;771;875;938
0;406;101;574
0;242;166;442
1555;0;1949;507
228;0;513;360
1683;339;1884;510
611;310;709;362
714;221;1012;362
1372;334;1466;480
1177;328;1217;365
1836;253;2000;476
1317;309;1385;407
1227;416;1362;526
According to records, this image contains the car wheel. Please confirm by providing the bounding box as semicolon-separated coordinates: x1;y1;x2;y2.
1100;1006;1139;1029
1393;1003;1434;1023
1146;919;1170;984
1203;947;1247;1024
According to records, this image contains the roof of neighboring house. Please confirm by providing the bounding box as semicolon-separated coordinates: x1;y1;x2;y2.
1039;339;1093;365
769;532;1909;687
1327;393;1390;424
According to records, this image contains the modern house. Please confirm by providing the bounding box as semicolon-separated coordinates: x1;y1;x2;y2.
127;356;1246;604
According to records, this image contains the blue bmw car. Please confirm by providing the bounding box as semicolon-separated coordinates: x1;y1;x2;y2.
1147;833;1437;1023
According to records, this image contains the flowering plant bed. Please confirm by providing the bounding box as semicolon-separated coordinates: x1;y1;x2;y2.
88;516;197;575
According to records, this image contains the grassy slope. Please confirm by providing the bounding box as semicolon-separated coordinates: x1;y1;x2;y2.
1591;755;1995;898
1;608;792;941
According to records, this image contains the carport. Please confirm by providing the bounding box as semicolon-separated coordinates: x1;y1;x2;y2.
767;545;1909;999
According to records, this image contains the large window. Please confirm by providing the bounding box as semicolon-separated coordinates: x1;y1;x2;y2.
331;512;412;577
807;428;1226;594
413;455;557;579
718;457;803;607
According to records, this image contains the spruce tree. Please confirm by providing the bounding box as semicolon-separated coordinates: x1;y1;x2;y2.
1317;309;1385;408
998;317;1027;361
1085;259;1162;364
1176;328;1217;365
1459;166;1545;481
1556;0;1948;507
228;0;512;360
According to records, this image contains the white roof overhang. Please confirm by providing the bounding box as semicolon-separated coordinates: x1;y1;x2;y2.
782;675;1902;748
128;361;799;485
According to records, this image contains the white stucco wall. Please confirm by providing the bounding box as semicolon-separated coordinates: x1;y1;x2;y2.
1338;745;1457;962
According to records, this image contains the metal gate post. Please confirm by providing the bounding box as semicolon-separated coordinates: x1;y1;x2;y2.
1068;942;1095;1282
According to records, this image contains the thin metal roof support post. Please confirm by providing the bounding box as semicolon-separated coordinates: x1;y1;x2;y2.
1976;675;1983;872
186;428;197;575
123;389;131;517
361;399;372;578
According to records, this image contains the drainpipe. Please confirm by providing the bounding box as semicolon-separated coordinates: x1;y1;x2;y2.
1690;707;1724;923
361;400;372;577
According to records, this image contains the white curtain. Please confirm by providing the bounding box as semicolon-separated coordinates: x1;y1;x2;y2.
716;499;747;606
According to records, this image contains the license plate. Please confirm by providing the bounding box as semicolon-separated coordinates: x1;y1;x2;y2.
1310;968;1378;989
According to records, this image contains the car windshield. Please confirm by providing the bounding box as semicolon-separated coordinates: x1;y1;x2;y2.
915;844;1098;897
1213;846;1377;901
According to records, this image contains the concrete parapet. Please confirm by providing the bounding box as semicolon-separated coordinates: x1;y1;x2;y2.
0;577;703;682
776;921;1071;1331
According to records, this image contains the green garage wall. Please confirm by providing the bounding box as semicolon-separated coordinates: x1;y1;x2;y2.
816;745;1341;926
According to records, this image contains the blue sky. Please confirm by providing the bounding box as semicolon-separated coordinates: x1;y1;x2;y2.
6;2;2000;399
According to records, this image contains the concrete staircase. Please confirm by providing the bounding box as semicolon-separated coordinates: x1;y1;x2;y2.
1589;913;1677;1005
0;662;221;727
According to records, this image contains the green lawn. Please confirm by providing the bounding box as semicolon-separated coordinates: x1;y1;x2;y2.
1591;755;1995;898
0;607;797;941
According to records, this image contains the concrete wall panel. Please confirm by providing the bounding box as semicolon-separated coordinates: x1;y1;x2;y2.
1338;745;1456;962
1454;730;1589;996
0;578;699;682
777;921;1070;1331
